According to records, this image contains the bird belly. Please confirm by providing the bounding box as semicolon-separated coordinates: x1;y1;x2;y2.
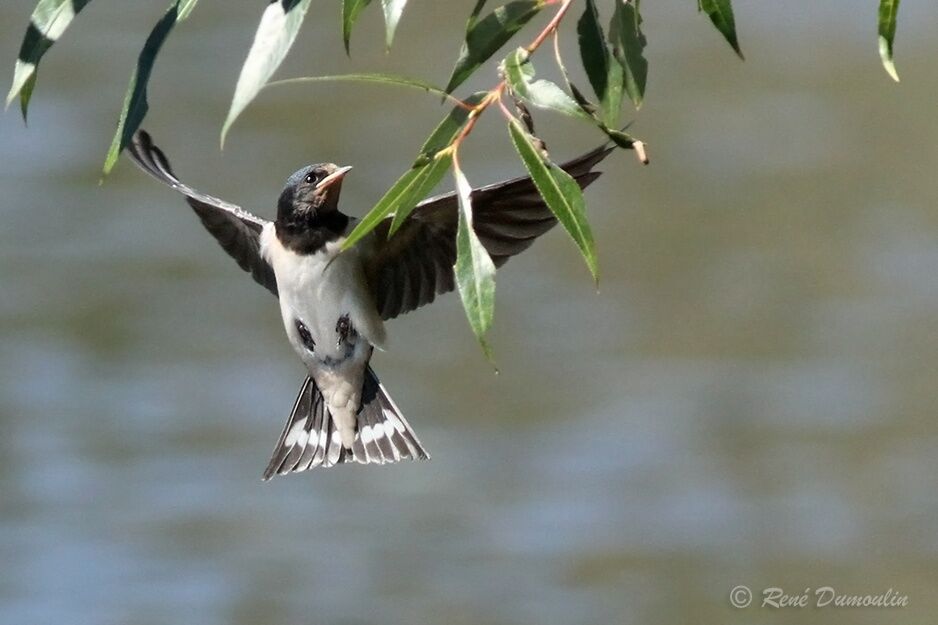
262;226;385;357
262;228;385;446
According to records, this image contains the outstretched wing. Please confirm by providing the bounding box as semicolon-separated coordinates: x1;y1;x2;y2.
362;145;614;320
127;130;278;297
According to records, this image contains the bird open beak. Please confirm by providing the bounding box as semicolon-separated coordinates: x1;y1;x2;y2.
315;165;353;191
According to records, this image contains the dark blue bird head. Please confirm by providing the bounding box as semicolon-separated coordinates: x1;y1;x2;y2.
275;163;353;253
277;163;352;224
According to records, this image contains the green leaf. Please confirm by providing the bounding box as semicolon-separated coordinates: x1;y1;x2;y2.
603;127;634;149
380;0;408;49
342;164;436;252
268;72;454;102
445;0;544;94
609;0;647;109
221;0;313;146
576;0;608;104
576;0;624;126
177;0;199;20
341;93;485;251
385;157;453;234
7;0;94;119
103;2;191;175
553;29;599;118
18;73;37;124
466;0;489;31
502;48;592;121
878;0;900;82
554;39;645;157
698;0;743;59
389;92;485;232
342;0;372;53
453;166;497;362
508;118;598;282
602;44;624;126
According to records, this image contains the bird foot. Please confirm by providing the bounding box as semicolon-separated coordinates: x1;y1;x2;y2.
335;314;357;348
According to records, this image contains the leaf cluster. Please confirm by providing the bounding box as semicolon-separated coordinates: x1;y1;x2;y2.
5;0;906;359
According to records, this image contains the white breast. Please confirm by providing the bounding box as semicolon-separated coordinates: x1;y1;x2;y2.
260;223;386;363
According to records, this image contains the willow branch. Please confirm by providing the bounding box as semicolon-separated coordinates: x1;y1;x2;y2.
448;0;577;152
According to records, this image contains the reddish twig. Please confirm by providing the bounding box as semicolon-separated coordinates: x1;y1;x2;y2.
444;0;576;154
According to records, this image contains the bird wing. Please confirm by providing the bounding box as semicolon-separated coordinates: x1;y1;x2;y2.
361;145;614;320
126;130;279;297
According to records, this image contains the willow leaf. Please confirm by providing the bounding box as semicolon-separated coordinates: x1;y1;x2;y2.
698;0;743;59
502;48;592;121
507;119;598;282
454;166;497;362
610;0;647;109
380;0;408;49
221;0;313;146
445;0;544;94
342;0;372;53
103;2;190;175
268;72;453;102
577;0;608;104
878;0;900;82
341;93;485;250
7;0;94;119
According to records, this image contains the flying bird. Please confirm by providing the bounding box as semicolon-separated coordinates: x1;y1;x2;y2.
127;130;611;479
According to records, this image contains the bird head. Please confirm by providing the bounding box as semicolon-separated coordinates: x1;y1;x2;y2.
276;163;353;229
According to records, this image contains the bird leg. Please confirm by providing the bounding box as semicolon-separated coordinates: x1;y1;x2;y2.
295;319;316;352
335;314;357;349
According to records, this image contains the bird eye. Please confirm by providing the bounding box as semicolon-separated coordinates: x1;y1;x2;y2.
304;171;317;185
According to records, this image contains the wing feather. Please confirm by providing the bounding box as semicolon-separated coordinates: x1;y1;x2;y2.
126;130;278;297
362;146;613;320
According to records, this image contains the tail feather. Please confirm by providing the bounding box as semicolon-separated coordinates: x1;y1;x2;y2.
370;408;398;462
296;391;325;470
262;367;429;480
358;407;384;464
263;376;315;477
374;380;428;461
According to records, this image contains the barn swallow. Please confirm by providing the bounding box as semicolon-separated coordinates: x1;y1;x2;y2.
127;130;611;479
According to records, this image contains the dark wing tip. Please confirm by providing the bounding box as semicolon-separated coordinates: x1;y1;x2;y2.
573;171;602;191
558;144;615;182
126;129;179;186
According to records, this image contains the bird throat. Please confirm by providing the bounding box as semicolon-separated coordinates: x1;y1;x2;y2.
275;210;349;255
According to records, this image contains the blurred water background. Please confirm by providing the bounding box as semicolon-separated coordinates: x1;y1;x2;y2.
2;1;938;624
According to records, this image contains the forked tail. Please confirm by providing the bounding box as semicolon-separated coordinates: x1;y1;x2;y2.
262;367;430;479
